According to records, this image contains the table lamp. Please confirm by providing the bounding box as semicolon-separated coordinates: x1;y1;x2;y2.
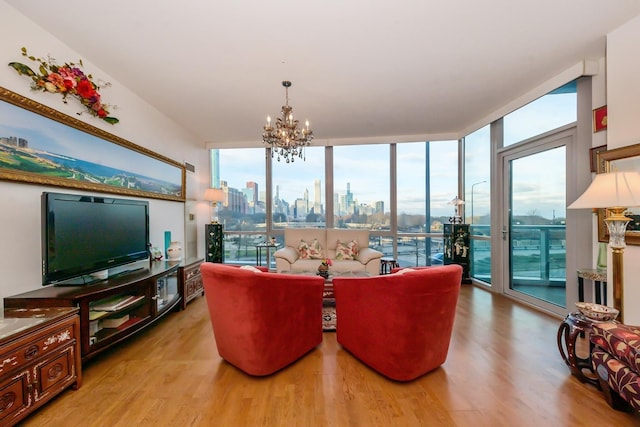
204;188;224;223
568;170;640;322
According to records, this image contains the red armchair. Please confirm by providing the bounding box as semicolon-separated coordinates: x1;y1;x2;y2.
200;263;325;376
333;265;462;381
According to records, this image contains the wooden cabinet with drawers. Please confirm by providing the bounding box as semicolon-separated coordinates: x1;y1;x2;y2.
179;258;204;310
0;308;80;426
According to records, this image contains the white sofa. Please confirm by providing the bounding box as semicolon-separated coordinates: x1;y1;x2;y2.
273;228;383;275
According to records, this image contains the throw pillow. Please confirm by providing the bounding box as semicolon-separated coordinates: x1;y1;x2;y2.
335;239;359;260
297;240;311;259
309;238;323;259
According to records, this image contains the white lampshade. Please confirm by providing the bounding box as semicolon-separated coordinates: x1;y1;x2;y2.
568;171;640;210
204;188;224;203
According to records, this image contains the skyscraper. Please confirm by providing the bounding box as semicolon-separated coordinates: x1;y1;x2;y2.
314;179;321;215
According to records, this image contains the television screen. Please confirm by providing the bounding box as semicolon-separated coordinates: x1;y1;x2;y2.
42;192;150;285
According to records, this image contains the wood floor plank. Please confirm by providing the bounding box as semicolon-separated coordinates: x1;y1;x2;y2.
20;285;640;426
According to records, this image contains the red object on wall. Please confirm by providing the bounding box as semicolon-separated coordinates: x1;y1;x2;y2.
593;105;608;132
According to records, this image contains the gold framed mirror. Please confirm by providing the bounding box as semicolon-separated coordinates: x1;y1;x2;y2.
597;143;640;244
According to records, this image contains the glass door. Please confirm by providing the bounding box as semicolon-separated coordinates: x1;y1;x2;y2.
500;132;571;315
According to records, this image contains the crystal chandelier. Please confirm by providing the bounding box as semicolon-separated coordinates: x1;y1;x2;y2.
262;80;313;163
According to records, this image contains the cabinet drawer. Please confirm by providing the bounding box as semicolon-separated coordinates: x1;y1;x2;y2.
184;267;201;281
0;320;77;377
186;278;203;293
0;372;29;424
35;346;76;399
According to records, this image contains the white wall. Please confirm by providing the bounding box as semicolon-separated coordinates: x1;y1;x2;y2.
605;15;640;324
0;2;209;300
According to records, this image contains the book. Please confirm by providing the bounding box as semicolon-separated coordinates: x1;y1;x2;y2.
89;320;102;335
102;314;129;328
91;295;144;311
116;317;141;331
89;310;108;321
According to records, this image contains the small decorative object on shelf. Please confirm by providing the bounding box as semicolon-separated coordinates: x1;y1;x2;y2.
317;259;331;279
167;241;182;261
150;246;163;261
448;196;465;224
575;302;619;321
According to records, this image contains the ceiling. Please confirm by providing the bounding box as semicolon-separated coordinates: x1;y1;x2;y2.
5;0;640;147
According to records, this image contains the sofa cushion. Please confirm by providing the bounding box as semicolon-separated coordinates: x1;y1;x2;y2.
239;265;263;273
335;240;359;260
331;260;366;273
357;247;383;264
275;246;299;264
289;259;324;272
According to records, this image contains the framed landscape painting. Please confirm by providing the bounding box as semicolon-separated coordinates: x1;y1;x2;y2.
597;143;640;245
0;86;185;202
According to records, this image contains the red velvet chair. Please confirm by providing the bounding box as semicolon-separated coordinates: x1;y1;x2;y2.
200;263;325;376
333;264;462;381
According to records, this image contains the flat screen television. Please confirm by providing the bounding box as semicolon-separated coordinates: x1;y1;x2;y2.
42;192;150;285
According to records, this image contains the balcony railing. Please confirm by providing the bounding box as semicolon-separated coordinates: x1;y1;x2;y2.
219;225;567;294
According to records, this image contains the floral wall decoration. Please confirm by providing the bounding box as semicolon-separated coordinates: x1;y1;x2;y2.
8;47;118;124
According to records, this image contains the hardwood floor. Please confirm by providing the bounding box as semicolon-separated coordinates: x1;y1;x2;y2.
21;285;640;427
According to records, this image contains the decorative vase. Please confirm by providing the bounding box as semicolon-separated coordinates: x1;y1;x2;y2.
167;241;182;261
317;264;329;279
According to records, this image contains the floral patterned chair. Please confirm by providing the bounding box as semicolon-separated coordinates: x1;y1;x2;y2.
590;322;640;411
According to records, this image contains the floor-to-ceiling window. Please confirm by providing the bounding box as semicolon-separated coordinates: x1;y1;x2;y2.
271;146;325;230
333;144;390;231
213;148;266;263
463;125;491;284
394;141;458;266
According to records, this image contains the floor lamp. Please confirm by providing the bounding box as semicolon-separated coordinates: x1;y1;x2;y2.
204;188;224;223
568;171;640;322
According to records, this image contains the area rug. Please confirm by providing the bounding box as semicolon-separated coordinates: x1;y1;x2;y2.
322;305;336;331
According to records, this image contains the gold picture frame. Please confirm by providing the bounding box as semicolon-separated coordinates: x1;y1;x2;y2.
0;86;185;202
596;143;640;244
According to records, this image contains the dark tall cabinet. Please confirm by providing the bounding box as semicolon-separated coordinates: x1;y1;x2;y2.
443;223;471;283
205;223;224;263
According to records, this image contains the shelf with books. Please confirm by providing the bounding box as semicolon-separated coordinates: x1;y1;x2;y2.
91;294;146;312
4;261;182;362
91;316;145;345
